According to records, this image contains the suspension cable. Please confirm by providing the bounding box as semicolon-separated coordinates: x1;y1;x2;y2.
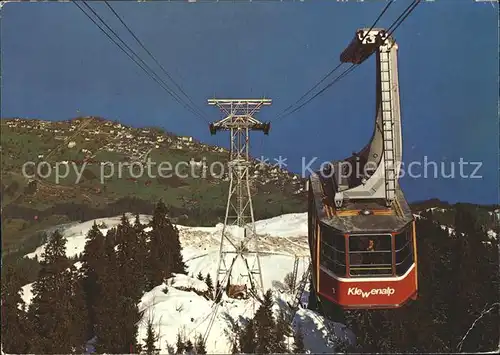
387;0;421;37
360;0;394;42
74;1;207;123
103;1;209;121
279;63;344;116
274;64;357;122
274;0;393;121
80;1;206;122
273;0;420;124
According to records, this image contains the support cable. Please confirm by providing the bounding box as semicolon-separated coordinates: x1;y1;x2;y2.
274;0;394;121
103;1;210;121
74;1;207;122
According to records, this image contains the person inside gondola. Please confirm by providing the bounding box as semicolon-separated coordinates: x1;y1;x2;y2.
367;239;375;252
365;239;377;264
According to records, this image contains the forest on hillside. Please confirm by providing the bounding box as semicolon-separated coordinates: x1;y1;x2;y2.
1;201;305;354
1;203;499;353
2;201;188;353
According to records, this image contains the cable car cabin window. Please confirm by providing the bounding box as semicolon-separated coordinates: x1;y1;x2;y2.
349;235;392;277
395;226;414;276
320;226;346;277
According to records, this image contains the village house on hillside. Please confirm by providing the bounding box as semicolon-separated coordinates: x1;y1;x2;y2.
180;136;193;142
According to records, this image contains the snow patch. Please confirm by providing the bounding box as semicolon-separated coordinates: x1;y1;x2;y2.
19;283;34;310
137;284;256;354
25;214;152;260
440;225;454;235
426;207;448;212
293;308;356;352
487;230;497;240
167;274;208;293
255;213;308;238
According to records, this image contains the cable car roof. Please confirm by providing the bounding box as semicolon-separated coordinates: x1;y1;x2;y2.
310;172;414;234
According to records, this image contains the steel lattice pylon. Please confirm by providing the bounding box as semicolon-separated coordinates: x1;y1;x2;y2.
208;98;271;299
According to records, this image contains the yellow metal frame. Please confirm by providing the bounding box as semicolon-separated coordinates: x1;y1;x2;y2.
336;209;394;216
322;203;395;217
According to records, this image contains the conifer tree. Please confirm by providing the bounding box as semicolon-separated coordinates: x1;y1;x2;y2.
143;318;160;355
81;222;106;336
116;214;144;300
92;226;144;353
95;227;126;352
29;230;87;353
194;334;207;354
239;319;256;354
120;295;143;354
272;307;290;353
1;266;31;353
205;273;214;298
253;289;275;354
133;212;143;232
185;339;194;354
292;324;305;353
232;322;241;354
175;331;185;354
134;212;150;294
117;218;146;354
231;340;239;354
197;272;204;281
68;269;91;350
147;201;186;288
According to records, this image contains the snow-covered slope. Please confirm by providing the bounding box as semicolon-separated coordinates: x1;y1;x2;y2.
25;213;309;261
136;280;354;354
25;214;153;260
22;213;355;353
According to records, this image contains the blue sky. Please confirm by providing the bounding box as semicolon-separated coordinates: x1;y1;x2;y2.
1;0;498;205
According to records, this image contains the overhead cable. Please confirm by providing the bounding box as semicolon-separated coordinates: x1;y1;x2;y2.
273;0;394;121
103;1;209;121
74;1;207;122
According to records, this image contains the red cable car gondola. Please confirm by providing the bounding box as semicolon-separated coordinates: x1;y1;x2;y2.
308;28;417;310
308;184;417;309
